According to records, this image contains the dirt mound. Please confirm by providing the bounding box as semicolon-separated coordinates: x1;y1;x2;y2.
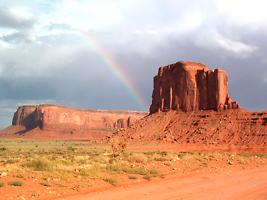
115;109;267;152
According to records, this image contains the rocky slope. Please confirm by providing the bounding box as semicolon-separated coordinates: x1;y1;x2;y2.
118;110;267;147
10;104;146;133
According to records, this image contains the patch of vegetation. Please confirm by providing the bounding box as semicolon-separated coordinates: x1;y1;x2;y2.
127;153;148;163
67;146;77;152
143;175;152;181
0;182;5;187
128;175;138;180
9;181;23;186
15;174;24;178
199;161;208;168
0;139;266;197
106;162;159;177
102;177;118;186
77;165;101;178
123;166;148;175
40;181;51;187
0;147;7;151
111;139;127;158
239;153;267;158
25;159;52;171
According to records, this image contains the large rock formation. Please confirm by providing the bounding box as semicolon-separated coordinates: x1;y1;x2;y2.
149;61;239;114
112;60;267;152
12;104;146;132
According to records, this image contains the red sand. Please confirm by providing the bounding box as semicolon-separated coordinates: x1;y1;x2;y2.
54;166;267;200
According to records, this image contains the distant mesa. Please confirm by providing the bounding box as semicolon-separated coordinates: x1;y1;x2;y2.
11;104;147;134
150;61;239;114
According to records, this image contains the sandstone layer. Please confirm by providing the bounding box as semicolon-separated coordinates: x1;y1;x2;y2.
12;104;146;133
149;61;239;114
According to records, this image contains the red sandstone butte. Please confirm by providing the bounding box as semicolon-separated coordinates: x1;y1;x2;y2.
149;61;239;114
12;104;146;132
114;61;267;152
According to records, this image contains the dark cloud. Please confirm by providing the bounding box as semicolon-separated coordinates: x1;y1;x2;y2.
0;31;32;43
1;0;267;129
0;7;35;30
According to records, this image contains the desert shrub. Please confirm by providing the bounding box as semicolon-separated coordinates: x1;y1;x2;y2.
15;174;24;178
40;181;51;187
143;175;151;181
77;165;101;178
67;146;76;152
102;177;118;186
25;159;52;171
9;181;23;186
110;138;127;158
123;166;147;175
106;163;122;172
0;182;4;187
148;168;159;176
128;153;148;163
239;153;267;158
0;147;7;151
128;175;138;180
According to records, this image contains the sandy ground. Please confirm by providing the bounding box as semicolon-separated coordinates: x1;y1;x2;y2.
55;166;267;200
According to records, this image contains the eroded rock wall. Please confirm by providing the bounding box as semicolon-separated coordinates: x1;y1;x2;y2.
149;61;239;114
12;105;37;129
12;104;146;132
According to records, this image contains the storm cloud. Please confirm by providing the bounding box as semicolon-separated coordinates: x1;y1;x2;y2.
0;0;267;128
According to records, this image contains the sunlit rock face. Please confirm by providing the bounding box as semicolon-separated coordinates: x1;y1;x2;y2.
149;61;239;114
12;104;146;132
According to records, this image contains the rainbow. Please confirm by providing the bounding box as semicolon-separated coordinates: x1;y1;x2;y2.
79;30;147;109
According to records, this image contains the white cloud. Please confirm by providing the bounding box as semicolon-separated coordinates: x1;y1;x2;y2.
194;31;257;57
0;39;13;48
214;33;257;55
216;0;267;27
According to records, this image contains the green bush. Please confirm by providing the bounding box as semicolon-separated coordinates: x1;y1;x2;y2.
9;181;23;186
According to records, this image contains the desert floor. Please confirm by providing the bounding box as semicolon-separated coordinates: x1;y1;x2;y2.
0;140;266;200
54;166;267;200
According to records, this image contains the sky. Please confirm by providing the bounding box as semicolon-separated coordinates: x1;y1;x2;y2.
0;0;267;128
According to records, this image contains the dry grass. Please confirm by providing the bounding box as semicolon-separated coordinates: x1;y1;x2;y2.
0;140;266;190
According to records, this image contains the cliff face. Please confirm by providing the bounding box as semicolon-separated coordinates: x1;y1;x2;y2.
12;105;37;129
12;104;146;132
149;61;239;114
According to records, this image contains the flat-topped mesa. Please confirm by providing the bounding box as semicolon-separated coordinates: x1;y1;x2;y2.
149;61;239;114
12;104;147;132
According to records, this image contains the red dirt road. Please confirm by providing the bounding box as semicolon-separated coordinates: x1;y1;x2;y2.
56;166;267;200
